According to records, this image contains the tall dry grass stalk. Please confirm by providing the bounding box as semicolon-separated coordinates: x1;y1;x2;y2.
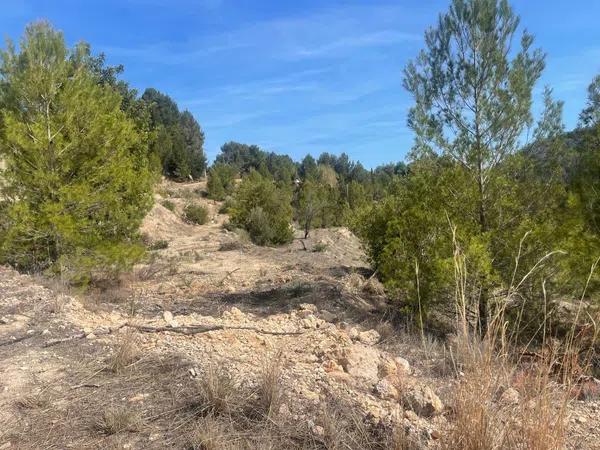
441;229;598;450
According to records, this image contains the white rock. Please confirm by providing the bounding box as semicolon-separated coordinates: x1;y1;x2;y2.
374;378;399;400
395;357;411;375
297;309;314;319
338;344;380;384
402;384;444;417
301;315;320;329
299;303;318;313
499;387;520;405
359;330;381;346
162;311;174;324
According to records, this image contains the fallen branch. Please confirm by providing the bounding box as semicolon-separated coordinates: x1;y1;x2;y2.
219;268;240;285
0;331;40;347
43;333;86;348
43;325;126;348
72;383;101;389
125;323;306;336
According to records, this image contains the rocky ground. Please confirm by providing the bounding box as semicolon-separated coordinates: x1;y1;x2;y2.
0;181;599;449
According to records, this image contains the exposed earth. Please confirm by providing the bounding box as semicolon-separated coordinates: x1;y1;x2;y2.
0;181;599;449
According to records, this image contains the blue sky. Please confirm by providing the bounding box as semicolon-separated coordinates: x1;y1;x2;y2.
3;0;600;168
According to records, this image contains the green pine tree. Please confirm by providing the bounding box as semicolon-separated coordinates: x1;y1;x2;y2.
403;0;545;334
0;21;155;283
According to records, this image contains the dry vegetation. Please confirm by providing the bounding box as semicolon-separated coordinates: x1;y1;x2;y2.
0;180;598;449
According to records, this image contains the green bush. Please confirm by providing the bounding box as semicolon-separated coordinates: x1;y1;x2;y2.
207;163;237;200
183;204;209;225
148;239;169;250
229;171;293;246
312;243;328;253
161;200;176;212
218;196;235;214
245;207;274;246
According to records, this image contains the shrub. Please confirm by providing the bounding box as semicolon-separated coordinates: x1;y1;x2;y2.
246;207;274;246
161;200;176;212
107;333;139;373
95;407;142;435
194;364;238;416
218;196;235;214
184;204;209;225
229;171;293;246
148;239;169;250
312;242;328;253
207;163;237;200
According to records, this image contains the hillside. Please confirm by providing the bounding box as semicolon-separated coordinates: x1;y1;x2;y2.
0;181;599;449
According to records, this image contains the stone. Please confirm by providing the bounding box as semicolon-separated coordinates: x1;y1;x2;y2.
348;327;360;340
403;409;419;422
499;387;520;405
297;309;314;319
299;303;318;313
128;393;149;402
278;403;291;418
85;333;96;340
402;384;444;417
226;307;245;320
163;311;174;324
338;344;380;384
0;316;9;325
378;356;397;378
374;378;399;400
301;315;324;329
359;330;381;346
323;360;344;373
319;309;336;322
311;425;325;438
395;357;411;375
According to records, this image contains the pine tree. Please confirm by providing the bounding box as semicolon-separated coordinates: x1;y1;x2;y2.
403;0;545;334
579;75;600;128
0;22;154;282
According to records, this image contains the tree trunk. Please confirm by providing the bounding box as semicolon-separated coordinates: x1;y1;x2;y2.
477;163;489;337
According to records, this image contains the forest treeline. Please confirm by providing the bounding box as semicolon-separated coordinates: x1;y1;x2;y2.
1;0;599;340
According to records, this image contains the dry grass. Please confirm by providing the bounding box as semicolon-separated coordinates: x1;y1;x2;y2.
15;392;50;410
440;340;570;450
316;396;421;450
107;332;140;373
219;240;245;252
253;353;284;419
95;406;142;435
187;415;237;450
438;228;581;450
194;363;239;416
